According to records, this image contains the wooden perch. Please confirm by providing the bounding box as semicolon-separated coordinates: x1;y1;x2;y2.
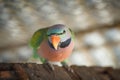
0;63;120;80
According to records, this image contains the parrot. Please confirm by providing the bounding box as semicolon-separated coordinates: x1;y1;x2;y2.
30;24;74;72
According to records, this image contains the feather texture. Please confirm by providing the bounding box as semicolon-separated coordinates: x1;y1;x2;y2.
30;28;48;49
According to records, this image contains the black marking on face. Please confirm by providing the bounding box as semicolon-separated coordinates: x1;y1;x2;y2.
48;40;55;49
60;38;71;48
48;38;71;50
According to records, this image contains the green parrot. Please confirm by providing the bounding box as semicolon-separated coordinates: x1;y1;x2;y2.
30;24;74;71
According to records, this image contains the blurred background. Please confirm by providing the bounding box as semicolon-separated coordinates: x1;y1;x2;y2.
0;0;120;68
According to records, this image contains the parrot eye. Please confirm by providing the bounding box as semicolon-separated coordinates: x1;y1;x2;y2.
63;30;66;33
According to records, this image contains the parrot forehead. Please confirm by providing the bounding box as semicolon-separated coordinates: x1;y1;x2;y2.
47;24;66;35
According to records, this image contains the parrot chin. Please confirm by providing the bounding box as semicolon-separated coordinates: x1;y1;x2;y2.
52;42;61;50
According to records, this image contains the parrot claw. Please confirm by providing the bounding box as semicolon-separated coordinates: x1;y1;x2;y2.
43;61;55;72
61;62;74;73
63;64;74;73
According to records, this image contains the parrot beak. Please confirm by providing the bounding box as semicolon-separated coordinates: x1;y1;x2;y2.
51;35;60;50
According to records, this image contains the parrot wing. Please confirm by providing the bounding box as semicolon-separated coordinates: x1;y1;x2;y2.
30;27;48;49
30;27;48;59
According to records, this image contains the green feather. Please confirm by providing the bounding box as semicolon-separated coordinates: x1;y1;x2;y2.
30;28;48;49
30;27;48;60
61;59;68;65
32;48;46;63
69;28;75;40
39;57;46;63
33;49;39;59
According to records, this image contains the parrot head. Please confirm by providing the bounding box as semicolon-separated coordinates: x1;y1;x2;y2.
47;24;72;50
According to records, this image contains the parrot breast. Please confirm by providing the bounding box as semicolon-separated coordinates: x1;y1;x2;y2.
37;39;74;62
